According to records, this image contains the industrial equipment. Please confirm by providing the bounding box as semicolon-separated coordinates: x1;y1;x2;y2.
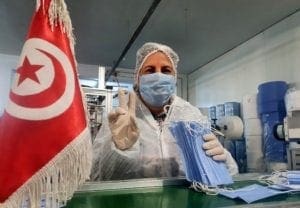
275;90;300;170
83;87;113;141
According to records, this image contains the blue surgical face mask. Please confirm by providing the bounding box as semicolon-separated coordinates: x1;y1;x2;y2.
169;121;233;187
219;184;290;204
139;73;176;107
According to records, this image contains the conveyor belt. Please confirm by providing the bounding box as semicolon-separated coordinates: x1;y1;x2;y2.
64;175;300;208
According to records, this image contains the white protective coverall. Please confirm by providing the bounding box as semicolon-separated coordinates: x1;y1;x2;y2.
90;93;238;181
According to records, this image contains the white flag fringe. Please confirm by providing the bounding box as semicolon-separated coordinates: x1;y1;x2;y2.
37;0;75;54
0;128;92;208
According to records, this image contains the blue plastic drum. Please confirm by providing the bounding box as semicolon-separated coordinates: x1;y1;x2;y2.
258;81;288;104
224;102;240;116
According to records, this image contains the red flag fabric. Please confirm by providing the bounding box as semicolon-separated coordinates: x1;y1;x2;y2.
0;0;92;207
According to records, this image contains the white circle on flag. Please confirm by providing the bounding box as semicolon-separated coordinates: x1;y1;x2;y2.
6;38;75;120
12;47;54;95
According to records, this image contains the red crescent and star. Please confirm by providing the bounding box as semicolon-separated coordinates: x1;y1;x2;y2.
16;56;44;86
10;47;68;108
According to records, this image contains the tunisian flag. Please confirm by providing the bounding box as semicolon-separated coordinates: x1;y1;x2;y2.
0;0;92;207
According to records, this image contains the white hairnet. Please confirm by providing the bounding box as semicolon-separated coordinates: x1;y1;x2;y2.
134;42;179;87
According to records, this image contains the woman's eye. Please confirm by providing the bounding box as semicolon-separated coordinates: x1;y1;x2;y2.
142;66;155;74
161;66;173;74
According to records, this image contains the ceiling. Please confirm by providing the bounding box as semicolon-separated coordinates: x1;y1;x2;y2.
1;0;300;79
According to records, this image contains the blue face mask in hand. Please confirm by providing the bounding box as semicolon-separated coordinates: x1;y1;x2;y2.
169;121;233;187
139;73;176;107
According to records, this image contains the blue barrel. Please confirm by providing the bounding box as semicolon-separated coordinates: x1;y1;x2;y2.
224;140;236;164
261;110;286;162
261;111;286;123
235;140;247;173
225;140;237;171
258;100;286;115
258;81;288;104
216;104;225;119
263;121;287;162
209;106;216;120
258;81;288;163
224;102;240;116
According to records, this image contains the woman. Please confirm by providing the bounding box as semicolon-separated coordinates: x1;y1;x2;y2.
91;42;238;180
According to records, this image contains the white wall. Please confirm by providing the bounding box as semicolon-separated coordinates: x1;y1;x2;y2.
0;54;17;115
188;11;300;107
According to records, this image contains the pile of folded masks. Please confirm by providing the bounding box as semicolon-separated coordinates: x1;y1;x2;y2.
219;171;300;203
169;121;233;192
169;121;300;203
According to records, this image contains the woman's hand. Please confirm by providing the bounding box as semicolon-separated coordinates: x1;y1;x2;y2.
202;133;226;161
108;89;139;150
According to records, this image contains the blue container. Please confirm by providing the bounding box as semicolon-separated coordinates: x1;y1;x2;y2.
263;121;287;162
235;140;247;173
257;81;288;164
224;140;236;162
209;106;216;120
258;81;288;103
216;104;225;119
224;102;240;116
261;111;286;123
258;100;286;115
261;111;286;162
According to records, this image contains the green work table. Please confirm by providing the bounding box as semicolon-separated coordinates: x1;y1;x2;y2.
65;174;300;208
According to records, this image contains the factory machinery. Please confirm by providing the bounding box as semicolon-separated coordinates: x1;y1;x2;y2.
83;87;114;141
275;90;300;170
81;66;115;140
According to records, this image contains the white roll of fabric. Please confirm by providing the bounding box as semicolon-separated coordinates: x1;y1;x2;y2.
217;116;244;140
242;94;259;119
285;90;300;113
244;118;263;136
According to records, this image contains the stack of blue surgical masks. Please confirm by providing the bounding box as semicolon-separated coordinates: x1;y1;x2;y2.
269;171;300;191
220;171;300;203
169;121;233;186
287;171;300;185
219;184;290;203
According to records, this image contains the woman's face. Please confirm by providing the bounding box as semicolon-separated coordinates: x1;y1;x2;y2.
137;51;176;112
139;51;175;77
